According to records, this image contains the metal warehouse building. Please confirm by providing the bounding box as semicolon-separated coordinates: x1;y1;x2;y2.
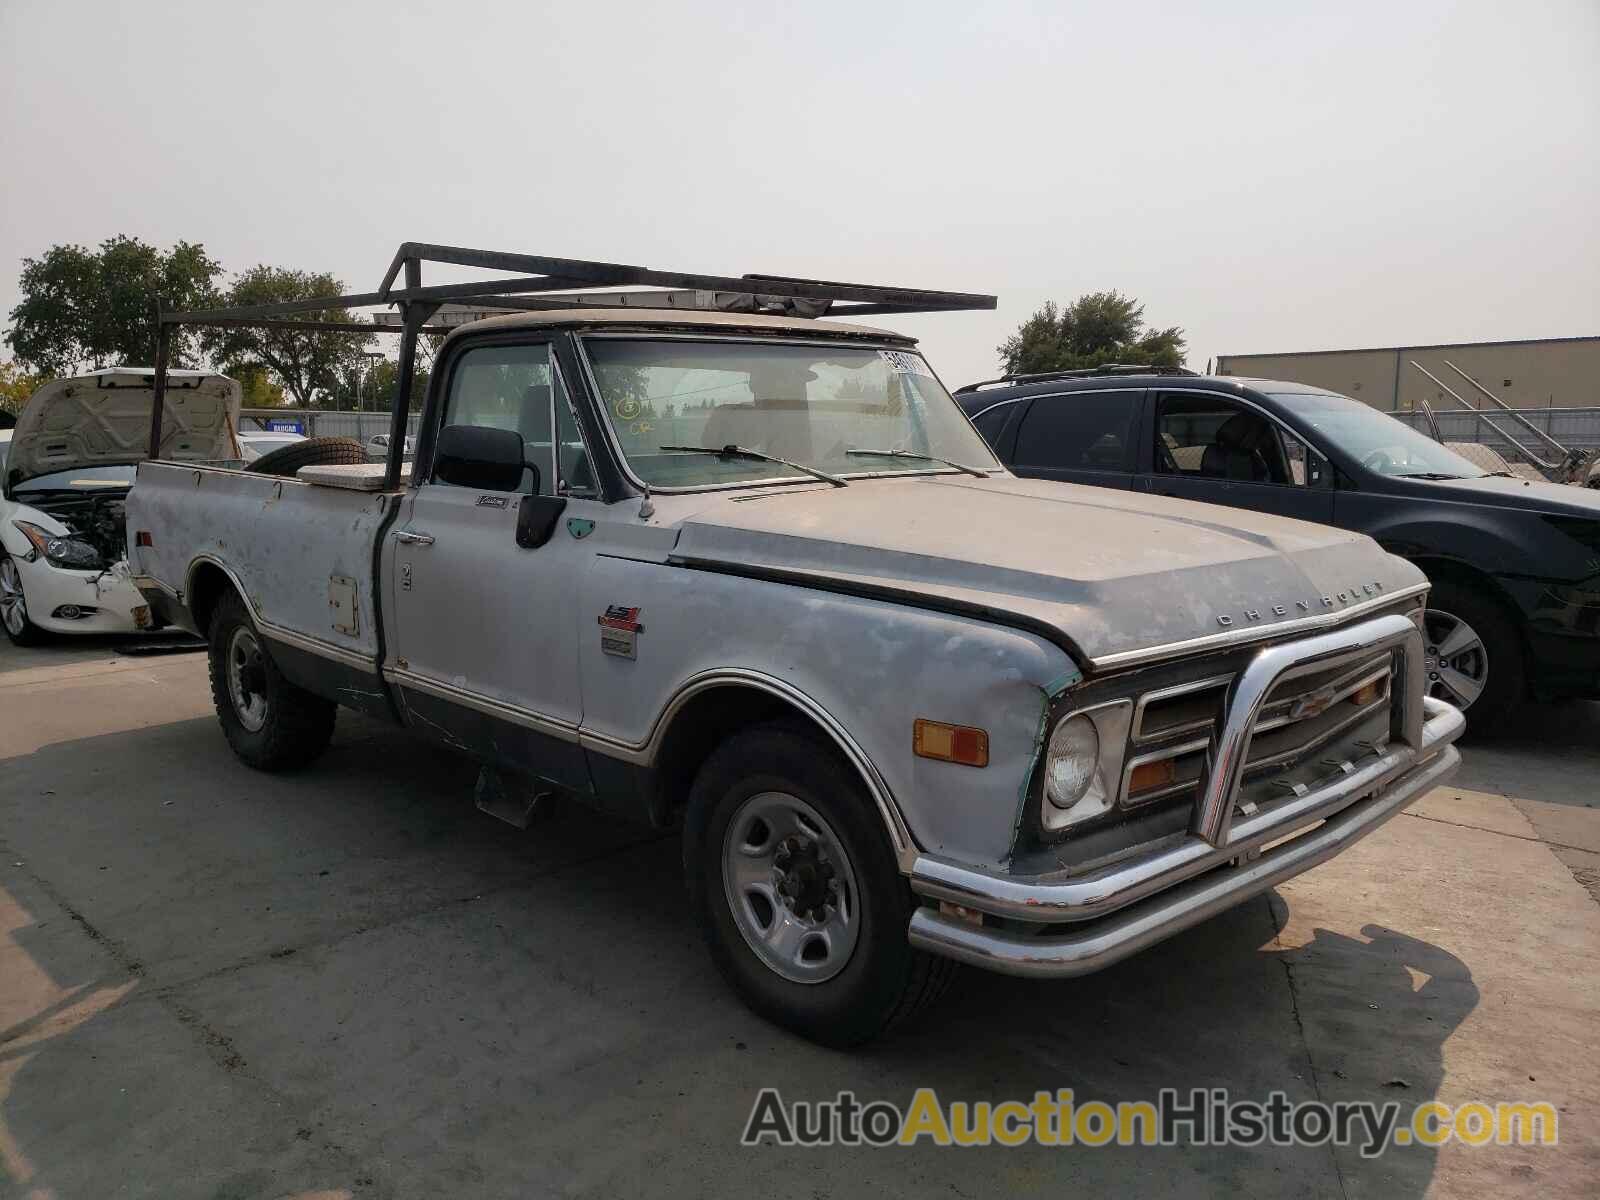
1216;335;1600;413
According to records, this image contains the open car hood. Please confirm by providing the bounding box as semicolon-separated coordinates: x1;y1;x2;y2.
6;368;241;488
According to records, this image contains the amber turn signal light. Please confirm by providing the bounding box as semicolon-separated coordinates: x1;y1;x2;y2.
913;719;989;768
1350;680;1384;708
1127;758;1177;795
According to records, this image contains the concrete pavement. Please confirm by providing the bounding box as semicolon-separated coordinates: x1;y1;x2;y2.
1;638;1596;1198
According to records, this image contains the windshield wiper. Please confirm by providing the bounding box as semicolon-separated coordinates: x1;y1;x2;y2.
1394;472;1465;480
844;448;989;478
659;445;848;488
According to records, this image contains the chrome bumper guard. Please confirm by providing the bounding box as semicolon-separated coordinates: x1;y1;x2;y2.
907;614;1465;979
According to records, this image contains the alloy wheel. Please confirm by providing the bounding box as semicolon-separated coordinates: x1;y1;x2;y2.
0;558;28;638
1422;608;1489;711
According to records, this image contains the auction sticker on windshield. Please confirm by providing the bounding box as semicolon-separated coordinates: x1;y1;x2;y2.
879;350;933;376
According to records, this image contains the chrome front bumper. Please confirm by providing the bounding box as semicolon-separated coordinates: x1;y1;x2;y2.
907;617;1465;978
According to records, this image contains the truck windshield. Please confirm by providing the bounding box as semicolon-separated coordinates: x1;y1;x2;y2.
1270;391;1490;479
581;338;1000;489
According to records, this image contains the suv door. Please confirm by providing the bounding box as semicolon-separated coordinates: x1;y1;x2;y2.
1139;391;1335;524
387;337;601;793
1007;388;1143;491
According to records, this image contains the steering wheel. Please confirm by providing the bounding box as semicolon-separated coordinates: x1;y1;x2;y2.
1362;449;1396;473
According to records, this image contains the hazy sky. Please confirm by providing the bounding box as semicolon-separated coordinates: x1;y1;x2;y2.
2;1;1595;389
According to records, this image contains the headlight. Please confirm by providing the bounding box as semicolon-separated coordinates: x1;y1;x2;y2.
1045;715;1098;809
1041;700;1131;832
13;521;105;570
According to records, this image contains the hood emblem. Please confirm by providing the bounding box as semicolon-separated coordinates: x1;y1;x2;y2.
1216;581;1384;628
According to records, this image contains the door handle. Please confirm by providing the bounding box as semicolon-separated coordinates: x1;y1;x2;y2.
395;530;435;546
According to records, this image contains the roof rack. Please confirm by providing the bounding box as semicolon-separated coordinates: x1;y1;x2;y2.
150;241;998;487
954;364;1198;394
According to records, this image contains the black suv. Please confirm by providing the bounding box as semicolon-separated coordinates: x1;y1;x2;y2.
958;367;1600;729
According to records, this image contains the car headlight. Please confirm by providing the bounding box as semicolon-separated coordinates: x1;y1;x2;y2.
1045;715;1099;808
1041;700;1131;832
13;521;105;570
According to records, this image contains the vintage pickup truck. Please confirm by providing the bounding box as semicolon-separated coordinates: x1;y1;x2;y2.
127;245;1464;1045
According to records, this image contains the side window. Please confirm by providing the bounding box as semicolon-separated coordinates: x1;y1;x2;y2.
970;402;1016;446
1013;392;1137;472
1154;394;1291;485
439;342;555;495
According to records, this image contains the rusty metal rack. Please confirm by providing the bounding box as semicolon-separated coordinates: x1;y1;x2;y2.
150;242;998;489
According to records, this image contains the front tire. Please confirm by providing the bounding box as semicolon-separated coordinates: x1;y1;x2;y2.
1422;578;1525;733
207;591;336;770
683;720;956;1046
0;553;47;647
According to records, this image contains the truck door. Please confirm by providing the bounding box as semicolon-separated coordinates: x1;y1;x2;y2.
385;338;596;793
1137;391;1335;524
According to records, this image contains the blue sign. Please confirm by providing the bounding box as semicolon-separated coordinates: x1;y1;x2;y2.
265;419;305;434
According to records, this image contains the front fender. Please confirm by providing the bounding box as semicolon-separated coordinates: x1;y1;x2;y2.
575;555;1080;872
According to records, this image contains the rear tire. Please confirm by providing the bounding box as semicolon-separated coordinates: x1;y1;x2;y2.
683;720;956;1047
207;591;336;770
245;436;369;477
1422;577;1525;735
0;553;47;646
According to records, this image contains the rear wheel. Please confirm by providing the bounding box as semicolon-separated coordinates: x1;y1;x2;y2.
0;554;47;646
684;721;956;1046
207;591;336;769
1422;578;1524;733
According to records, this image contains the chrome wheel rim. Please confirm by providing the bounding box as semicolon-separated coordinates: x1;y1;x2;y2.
1423;608;1488;711
226;626;270;732
721;791;860;985
0;559;27;637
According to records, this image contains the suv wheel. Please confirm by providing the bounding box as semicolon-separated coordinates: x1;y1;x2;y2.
683;720;956;1046
1422;579;1524;732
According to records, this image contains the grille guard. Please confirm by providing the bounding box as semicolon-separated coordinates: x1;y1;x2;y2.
908;614;1461;937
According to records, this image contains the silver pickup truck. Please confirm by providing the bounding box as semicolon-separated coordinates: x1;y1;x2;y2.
127;245;1464;1046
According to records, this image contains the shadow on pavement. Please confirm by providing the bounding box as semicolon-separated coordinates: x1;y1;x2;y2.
0;714;1479;1199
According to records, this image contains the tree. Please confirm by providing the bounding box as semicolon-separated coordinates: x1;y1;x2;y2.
0;360;49;419
5;236;223;374
202;267;373;408
996;291;1186;376
232;364;286;408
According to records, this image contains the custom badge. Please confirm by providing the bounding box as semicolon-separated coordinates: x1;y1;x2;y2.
567;517;595;540
598;605;644;659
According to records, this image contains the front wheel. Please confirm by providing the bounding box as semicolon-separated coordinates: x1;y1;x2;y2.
1422;578;1525;733
683;721;956;1046
0;554;47;646
207;591;336;770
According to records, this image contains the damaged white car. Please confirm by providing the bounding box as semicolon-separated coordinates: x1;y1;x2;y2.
0;368;240;644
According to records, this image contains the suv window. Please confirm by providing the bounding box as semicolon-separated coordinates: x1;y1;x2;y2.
1013;391;1137;472
1154;393;1293;485
970;401;1017;444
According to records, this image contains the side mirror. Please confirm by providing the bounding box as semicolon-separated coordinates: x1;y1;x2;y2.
516;494;568;549
434;424;525;492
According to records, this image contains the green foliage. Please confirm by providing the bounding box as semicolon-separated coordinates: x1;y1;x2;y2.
997;291;1186;376
5;236;222;374
323;357;430;412
202;267;373;407
231;364;287;409
0;360;50;418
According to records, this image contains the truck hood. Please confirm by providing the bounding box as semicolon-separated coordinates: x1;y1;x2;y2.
671;475;1425;666
1405;472;1600;517
6;369;241;488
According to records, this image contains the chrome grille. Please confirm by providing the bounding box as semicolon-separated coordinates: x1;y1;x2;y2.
1121;651;1395;808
